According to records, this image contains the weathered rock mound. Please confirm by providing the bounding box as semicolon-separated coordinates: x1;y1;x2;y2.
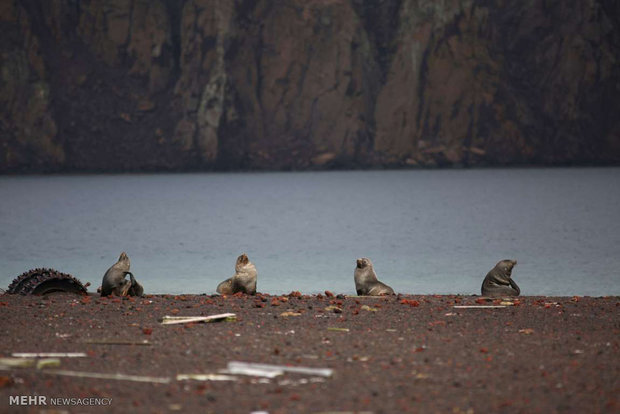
1;0;619;173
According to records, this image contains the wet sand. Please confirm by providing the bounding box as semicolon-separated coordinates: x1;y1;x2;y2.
0;293;618;413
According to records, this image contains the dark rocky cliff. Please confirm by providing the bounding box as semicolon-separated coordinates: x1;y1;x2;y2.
1;0;619;173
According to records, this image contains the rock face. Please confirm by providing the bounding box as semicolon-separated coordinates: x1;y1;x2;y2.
1;0;619;173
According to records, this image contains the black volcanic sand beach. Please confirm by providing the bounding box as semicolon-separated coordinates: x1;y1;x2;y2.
0;293;618;413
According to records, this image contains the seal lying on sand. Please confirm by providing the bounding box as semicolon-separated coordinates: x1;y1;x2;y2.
354;257;395;296
481;259;520;297
216;253;257;295
100;252;143;297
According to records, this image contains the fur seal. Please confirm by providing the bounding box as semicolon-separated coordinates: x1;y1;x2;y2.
216;253;257;295
100;252;143;297
481;259;520;297
126;272;144;297
354;257;395;296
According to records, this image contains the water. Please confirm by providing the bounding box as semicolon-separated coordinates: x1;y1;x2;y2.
1;168;619;296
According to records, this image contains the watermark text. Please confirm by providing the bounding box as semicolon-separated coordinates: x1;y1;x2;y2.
9;395;112;406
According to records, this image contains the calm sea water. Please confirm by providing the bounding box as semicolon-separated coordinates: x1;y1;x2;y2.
1;168;618;296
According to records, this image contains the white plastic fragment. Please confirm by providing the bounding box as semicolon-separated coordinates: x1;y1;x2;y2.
36;358;61;369
12;352;87;358
277;377;327;386
221;365;283;378
42;370;171;384
0;358;36;368
453;305;506;309
176;374;238;381
226;361;333;378
161;313;236;325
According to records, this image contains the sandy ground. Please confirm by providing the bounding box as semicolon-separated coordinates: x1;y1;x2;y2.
0;292;618;413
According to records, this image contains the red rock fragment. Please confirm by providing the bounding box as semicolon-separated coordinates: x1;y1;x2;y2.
400;299;420;307
0;376;13;388
479;347;489;353
142;328;153;335
270;299;280;306
289;291;302;298
325;290;334;297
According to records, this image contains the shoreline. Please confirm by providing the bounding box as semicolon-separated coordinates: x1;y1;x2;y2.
1;293;618;413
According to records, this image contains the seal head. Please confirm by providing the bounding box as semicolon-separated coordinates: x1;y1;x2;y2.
353;257;395;296
481;259;520;297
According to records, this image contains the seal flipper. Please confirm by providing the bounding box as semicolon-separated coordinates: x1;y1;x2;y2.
509;278;521;296
216;278;234;295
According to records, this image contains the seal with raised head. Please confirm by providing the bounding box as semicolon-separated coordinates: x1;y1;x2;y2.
100;252;143;297
481;259;520;297
216;253;257;295
354;257;395;296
